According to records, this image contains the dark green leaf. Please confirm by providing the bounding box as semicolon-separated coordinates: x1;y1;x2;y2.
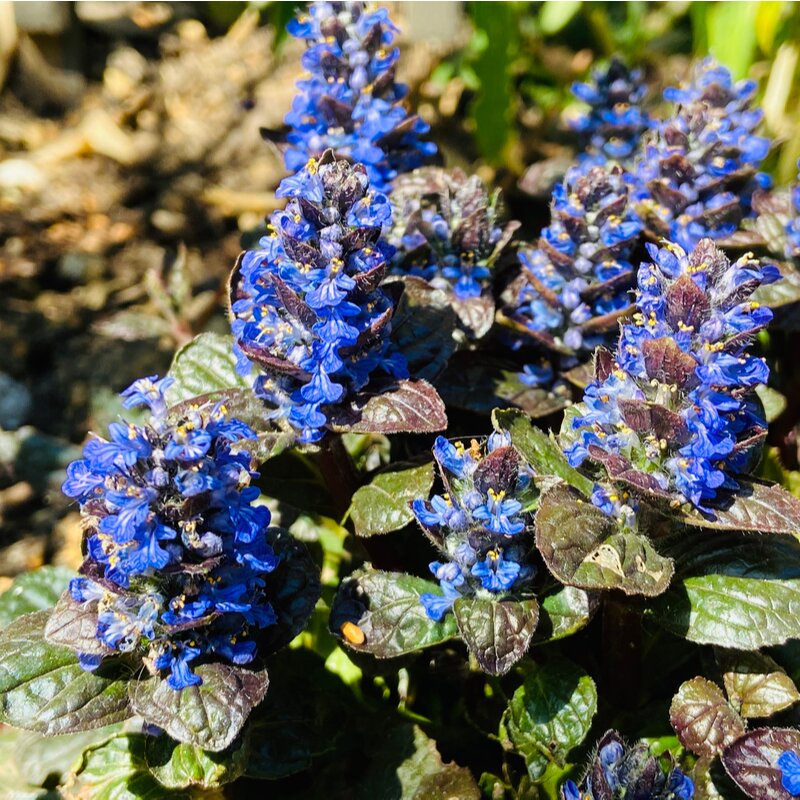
145;734;249;789
453;596;539;676
389;277;458;380
128;663;269;752
493;409;594;496
65;733;188;800
330;569;458;658
0;566;74;627
533;585;599;644
721;727;800;800
259;527;321;654
535;484;674;596
650;538;800;649
327;379;448;435
350;462;435;537
0;611;131;735
717;650;800;719
669;677;745;757
355;724;480;800
677;480;800;537
165;332;249;404
437;357;569;419
499;657;597;781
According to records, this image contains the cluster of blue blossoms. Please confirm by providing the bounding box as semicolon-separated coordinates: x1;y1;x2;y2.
411;435;535;620
562;239;779;511
570;57;653;170
388;166;512;301
562;731;694;800
285;1;436;192
508;165;642;363
633;58;771;251
62;377;278;690
231;153;408;444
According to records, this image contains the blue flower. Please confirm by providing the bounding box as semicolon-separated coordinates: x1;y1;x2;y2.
561;239;778;512
231;154;408;444
283;2;435;192
779;750;800;796
62;378;281;691
471;550;521;591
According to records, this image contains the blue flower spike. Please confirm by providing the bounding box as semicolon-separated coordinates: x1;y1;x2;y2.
562;238;779;513
285;1;436;192
413;435;536;620
62;377;282;690
505;164;642;366
231;151;409;444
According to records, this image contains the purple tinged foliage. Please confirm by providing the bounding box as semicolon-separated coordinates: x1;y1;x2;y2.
231;153;408;444
62;376;279;690
412;434;536;620
285;1;436;192
562;239;779;512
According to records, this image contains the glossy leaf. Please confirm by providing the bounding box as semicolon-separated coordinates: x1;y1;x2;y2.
144;734;249;789
721;727;800;800
493;409;594;496
452;294;495;339
330;569;459;658
500;657;597;781
128;663;269;752
0;611;131;735
355;723;480;800
669;677;745;757
0;566;74;628
533;585;599;644
536;483;674;596
350;462;435;537
165;332;249;404
45;592;107;655
651;538;800;649
452;595;539;676
327;379;448;434
677;480;800;537
65;733;187;800
717;650;800;719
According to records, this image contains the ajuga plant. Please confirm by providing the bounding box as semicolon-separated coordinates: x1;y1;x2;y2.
633;58;771;251
388;166;519;337
561;238;778;512
230;150;446;444
570;57;653;170
284;0;436;191
8;5;800;799
502;164;642;366
0;377;320;753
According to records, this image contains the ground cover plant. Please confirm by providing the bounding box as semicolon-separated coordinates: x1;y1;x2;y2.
3;2;800;798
